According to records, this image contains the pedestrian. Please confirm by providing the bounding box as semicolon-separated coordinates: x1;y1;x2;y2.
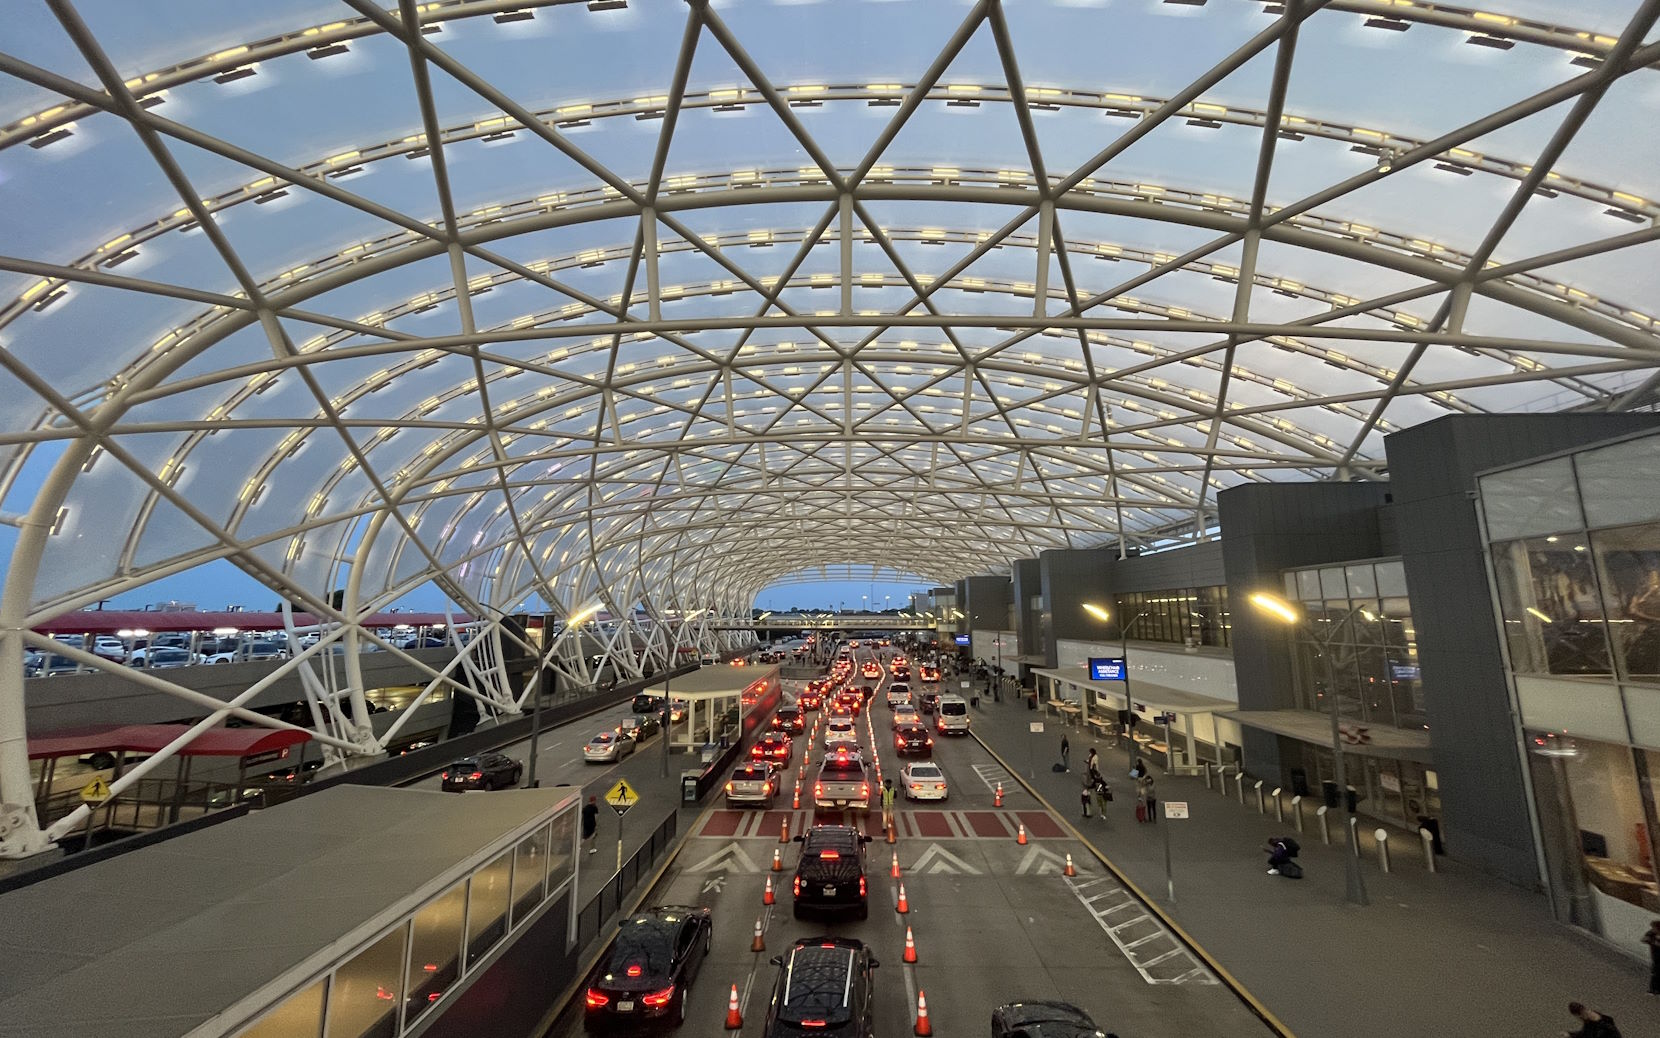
1092;773;1112;817
1644;919;1660;995
1137;772;1157;824
1086;746;1098;776
1561;1001;1622;1038
1060;733;1071;771
1080;778;1093;818
881;778;897;832
581;795;599;855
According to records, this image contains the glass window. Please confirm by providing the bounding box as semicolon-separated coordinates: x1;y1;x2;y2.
511;824;551;927
466;850;513;968
1319;567;1348;601
1579;439;1660;529
1547;738;1659;918
239;980;326;1038
1491;536;1613;676
326;926;406;1038
1591;523;1660;684
1376;560;1409;599
405;882;464;1027
1296;569;1321;603
1482;457;1584;541
1346;563;1378;600
548;807;577;893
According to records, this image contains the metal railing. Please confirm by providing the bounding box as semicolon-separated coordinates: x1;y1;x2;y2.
573;811;681;948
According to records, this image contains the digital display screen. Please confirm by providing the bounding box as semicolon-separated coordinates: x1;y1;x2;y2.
1088;657;1126;681
953;634;971;646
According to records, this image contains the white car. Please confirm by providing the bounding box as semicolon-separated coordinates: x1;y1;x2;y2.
886;684;912;709
891;705;921;730
823;718;859;750
900;762;949;801
583;731;633;763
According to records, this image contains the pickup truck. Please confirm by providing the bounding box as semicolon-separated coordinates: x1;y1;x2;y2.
814;747;871;812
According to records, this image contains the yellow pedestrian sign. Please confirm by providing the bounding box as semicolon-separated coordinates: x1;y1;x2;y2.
604;778;639;816
79;777;111;803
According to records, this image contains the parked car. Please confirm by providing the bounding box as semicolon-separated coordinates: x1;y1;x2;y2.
725;762;779;809
128;646;199;669
584;731;634;763
24;652;81;678
440;752;523;791
584;905;713;1031
790;825;873;919
899;761;948;801
990;1001;1111;1038
761;937;879;1038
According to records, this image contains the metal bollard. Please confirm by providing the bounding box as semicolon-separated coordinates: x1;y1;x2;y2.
1237;772;1247;805
1418;827;1437;874
1203;762;1214;790
1272;787;1284;823
1316;805;1331;845
1254;780;1266;814
1374;828;1390;873
1291;795;1304;833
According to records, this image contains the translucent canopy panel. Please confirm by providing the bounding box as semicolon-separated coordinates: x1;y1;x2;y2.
0;0;1656;623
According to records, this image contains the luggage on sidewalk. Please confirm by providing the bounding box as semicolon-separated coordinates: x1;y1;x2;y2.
1279;861;1304;879
1135;803;1147;823
1051;762;1067;773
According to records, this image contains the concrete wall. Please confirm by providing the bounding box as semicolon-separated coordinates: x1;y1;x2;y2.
1011;558;1043;661
1055;638;1238;701
1109;540;1227;593
963;574;1013;635
1037;548;1116;666
1386;413;1660;885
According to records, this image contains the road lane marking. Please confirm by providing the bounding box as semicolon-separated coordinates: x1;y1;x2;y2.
907;843;982;875
1061;874;1218;986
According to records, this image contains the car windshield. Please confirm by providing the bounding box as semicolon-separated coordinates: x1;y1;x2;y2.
941;702;967;715
453;759;480;769
828;721;853;732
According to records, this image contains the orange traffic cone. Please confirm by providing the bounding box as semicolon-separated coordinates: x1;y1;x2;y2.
725;984;744;1029
995;782;1003;807
891;851;901;878
903;926;918;963
780;819;790;843
1064;853;1077;877
914;991;932;1037
886;822;896;845
763;876;775;905
772;847;783;871
792;784;801;810
896;882;910;914
1016;822;1028;845
752;917;766;952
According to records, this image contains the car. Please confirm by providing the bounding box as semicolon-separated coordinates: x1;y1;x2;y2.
823;718;859;750
725;762;780;808
990;1001;1112;1038
893;722;933;757
201;640;284;664
584;905;713;1031
669;699;689;723
917;691;940;714
440;752;523;791
797;691;822;711
773;706;805;733
838;691;864;716
752;732;793;765
633;693;665;714
584;731;634;763
23;652;82;678
918;664;940;683
885;683;911;708
813;746;870;811
617;716;661;742
860;662;881;680
128;646;199;669
790;825;873;920
890;705;921;730
899;761;948;801
761;937;879;1038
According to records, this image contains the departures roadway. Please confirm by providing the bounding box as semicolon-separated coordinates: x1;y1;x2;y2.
548;643;1277;1038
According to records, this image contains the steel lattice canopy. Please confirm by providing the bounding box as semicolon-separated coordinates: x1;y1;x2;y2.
1;0;1657;621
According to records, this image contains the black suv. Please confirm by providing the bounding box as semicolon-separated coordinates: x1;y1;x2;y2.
917;691;940;714
584;905;713;1031
439;752;523;791
633;693;666;714
762;937;879;1038
791;825;872;919
990;1001;1114;1038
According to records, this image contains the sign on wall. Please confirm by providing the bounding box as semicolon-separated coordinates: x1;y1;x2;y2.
1087;657;1126;681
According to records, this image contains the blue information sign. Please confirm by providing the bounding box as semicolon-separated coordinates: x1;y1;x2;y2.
1088;657;1126;682
953;633;971;646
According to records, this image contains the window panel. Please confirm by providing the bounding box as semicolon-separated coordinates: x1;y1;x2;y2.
466;850;513;968
325;926;406;1038
1492;536;1614;677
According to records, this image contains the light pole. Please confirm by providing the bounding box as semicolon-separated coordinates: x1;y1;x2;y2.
1250;592;1372;907
1085;604;1148;755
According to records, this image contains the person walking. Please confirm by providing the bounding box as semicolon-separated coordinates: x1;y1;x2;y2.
581;795;599;855
1644;919;1660;995
881;778;897;833
1561;1001;1622;1037
1060;733;1071;771
1080;778;1093;818
1092;772;1112;818
1085;746;1098;776
1136;771;1157;824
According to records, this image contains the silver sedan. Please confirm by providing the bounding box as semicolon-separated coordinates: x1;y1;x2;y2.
582;731;633;763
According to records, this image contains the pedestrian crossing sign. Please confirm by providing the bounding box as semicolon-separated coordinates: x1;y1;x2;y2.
604;778;639;815
79;777;111;803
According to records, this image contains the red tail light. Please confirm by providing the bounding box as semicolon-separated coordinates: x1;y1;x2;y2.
793;875;801;896
815;783;823;797
642;986;675;1007
860;783;870;797
469;771;482;780
440;772;449;780
800;1020;828;1028
725;782;733;792
859;875;867;896
819;849;840;859
626;965;643;977
585;989;610;1008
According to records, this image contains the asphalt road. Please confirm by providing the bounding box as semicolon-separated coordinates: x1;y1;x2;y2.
552;644;1276;1038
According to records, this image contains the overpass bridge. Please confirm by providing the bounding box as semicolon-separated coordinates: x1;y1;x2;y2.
710;614;946;632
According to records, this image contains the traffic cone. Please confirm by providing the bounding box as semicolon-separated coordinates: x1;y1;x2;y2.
995;782;1003;807
1064;853;1077;877
891;851;901;878
913;991;932;1037
752;917;766;952
1016;822;1028;845
771;847;783;871
763;876;775;905
886;822;896;845
780;819;790;843
903;926;918;963
725;984;744;1029
792;784;800;810
896;882;909;914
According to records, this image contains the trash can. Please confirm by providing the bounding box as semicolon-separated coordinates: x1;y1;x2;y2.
1321;779;1340;810
1289;767;1310;798
682;770;702;805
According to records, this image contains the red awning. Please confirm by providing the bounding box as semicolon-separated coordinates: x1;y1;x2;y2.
28;724;311;761
32;610;471;635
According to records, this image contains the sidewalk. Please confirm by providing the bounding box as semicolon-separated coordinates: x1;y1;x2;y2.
970;697;1654;1038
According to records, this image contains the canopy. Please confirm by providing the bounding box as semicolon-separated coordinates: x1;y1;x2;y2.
27;723;311;760
32;609;471;634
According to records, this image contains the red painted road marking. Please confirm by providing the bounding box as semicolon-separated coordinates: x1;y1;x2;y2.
910;811;955;837
1016;810;1066;838
700;811;743;837
964;811;1012;838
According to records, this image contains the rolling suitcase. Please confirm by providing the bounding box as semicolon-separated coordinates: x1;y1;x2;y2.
1135;803;1147;823
1279;861;1304;879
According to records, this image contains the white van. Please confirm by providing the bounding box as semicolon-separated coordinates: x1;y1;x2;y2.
935;694;970;735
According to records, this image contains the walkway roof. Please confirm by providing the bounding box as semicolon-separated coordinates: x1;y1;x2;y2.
26;723;312;760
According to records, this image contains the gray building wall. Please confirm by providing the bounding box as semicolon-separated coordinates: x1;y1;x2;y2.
1109;540;1227;594
963;575;1013;635
1011;559;1042;660
1217;481;1394;779
1386;413;1660;886
1037;548;1116;667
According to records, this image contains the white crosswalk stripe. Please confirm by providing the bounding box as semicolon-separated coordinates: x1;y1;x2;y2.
1061;874;1218;986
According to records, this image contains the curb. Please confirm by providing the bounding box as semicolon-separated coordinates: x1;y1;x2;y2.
971;729;1297;1038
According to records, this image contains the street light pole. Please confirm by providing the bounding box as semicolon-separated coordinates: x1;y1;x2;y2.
527;663;553;788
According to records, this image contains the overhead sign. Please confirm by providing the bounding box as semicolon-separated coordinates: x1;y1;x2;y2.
603;778;639;816
1164;801;1189;820
79;777;111;803
953;634;971;646
1088;657;1126;682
